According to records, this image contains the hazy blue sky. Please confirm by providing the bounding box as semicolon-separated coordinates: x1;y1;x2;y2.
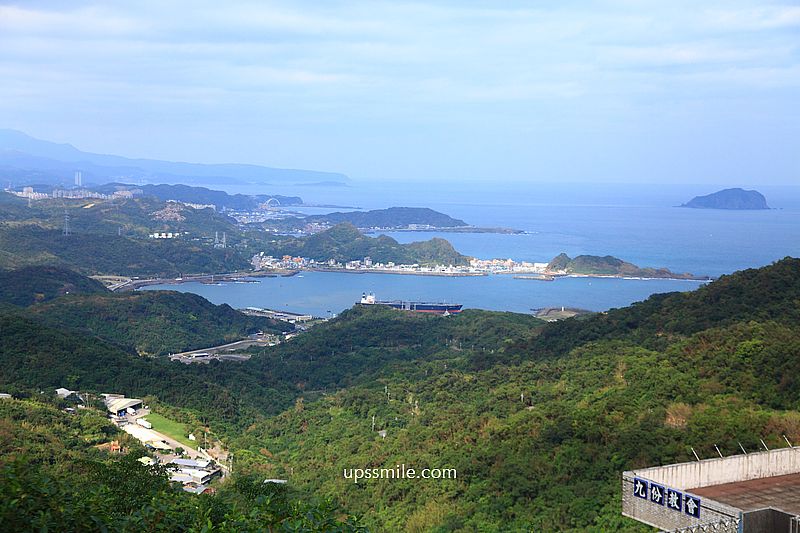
1;1;798;184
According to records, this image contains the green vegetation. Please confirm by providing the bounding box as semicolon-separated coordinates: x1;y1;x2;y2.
144;412;195;448
2;257;799;530
0;223;249;276
546;252;701;279
263;223;470;266
95;183;302;209
0;195;470;274
0;265;107;306
0;397;365;531
29;289;290;355
0;266;290;356
0;194;240;237
269;207;468;231
214;258;800;530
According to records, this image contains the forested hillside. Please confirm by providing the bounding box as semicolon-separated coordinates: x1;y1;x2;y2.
1;258;798;531
221;257;800;530
0;266;288;356
0;397;364;531
267;207;469;231
0;265;107;306
0;223;249;276
261;223;470;266
545;252;700;279
30;290;291;355
0;194;471;274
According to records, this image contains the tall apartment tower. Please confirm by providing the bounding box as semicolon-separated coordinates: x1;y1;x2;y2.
74;171;82;187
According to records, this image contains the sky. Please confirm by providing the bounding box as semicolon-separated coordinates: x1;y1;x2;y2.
0;1;798;184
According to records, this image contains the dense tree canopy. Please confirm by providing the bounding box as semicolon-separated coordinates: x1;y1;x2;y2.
1;258;799;531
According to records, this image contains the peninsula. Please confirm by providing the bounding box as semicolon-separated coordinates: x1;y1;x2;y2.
545;253;705;280
680;188;770;210
259;206;524;234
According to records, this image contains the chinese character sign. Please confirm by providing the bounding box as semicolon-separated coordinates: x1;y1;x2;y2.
666;488;683;512
649;483;665;506
684;494;701;518
633;478;648;499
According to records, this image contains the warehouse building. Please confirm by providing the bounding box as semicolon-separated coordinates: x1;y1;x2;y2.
623;446;800;532
104;396;143;417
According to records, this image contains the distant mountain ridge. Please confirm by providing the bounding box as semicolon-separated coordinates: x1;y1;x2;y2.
681;188;770;210
0;129;348;187
306;207;467;228
95;183;302;209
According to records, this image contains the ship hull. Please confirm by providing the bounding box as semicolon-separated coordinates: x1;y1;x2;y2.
361;301;463;314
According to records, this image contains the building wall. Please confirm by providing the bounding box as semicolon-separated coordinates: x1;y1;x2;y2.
628;448;800;490
621;474;740;531
742;508;794;533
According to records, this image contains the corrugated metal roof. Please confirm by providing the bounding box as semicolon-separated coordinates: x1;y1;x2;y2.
171;458;211;469
105;397;142;413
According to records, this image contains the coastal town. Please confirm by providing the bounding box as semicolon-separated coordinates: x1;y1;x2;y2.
251;252;551;277
247;252;707;281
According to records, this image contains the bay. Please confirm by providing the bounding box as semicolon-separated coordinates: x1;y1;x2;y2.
142;271;707;316
149;180;799;313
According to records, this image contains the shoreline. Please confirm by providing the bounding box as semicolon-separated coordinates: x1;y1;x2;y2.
113;270;297;291
305;267;486;277
120;267;711;291
365;226;526;235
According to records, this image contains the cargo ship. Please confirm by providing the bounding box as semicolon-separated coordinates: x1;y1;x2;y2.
358;293;463;315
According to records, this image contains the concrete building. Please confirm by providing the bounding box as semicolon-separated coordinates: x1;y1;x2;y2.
122;424;172;451
171;458;212;469
104;396;143;416
55;387;77;399
622;446;800;532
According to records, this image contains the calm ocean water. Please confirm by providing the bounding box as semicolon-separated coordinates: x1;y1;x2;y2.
143;272;706;316
144;180;799;314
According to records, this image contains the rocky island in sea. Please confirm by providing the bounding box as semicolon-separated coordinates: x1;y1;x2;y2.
680;187;770;210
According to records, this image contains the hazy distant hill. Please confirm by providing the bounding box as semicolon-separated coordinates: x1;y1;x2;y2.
0;129;348;186
95;183;303;209
306;207;468;228
681;188;770;210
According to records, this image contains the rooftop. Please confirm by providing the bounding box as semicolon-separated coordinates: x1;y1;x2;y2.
689;472;800;515
105;397;142;413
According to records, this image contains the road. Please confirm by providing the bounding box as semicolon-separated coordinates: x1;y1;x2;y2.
169;337;278;364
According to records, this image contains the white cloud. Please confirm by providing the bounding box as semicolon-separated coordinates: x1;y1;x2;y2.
704;5;800;31
0;0;797;181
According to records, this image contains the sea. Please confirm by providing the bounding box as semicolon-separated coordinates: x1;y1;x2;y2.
142;181;800;316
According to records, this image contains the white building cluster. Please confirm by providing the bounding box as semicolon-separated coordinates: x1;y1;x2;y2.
149;232;187;239
251;252;550;276
469;258;549;274
8;187;141;200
